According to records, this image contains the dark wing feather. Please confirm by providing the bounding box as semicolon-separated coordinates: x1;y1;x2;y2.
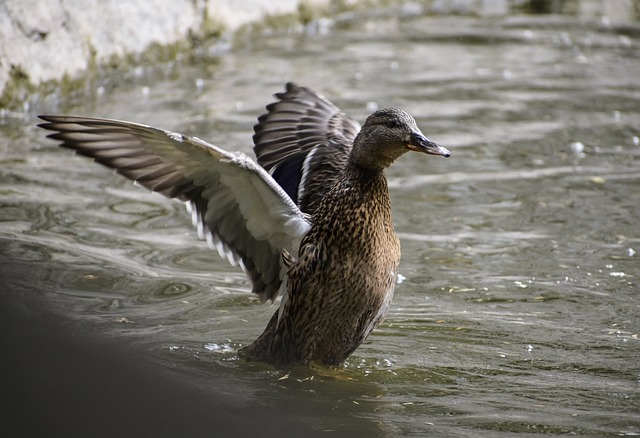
253;82;360;214
38;115;311;302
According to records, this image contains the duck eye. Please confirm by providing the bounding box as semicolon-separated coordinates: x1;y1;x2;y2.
385;120;400;129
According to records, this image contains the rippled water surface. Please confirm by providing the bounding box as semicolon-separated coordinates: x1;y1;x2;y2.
2;11;639;437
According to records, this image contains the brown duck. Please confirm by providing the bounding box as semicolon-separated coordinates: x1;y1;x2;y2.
39;83;450;366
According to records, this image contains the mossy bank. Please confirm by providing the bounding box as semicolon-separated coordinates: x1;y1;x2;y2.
0;0;343;113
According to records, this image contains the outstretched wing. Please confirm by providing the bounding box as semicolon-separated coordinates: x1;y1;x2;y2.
38;115;311;302
253;82;360;214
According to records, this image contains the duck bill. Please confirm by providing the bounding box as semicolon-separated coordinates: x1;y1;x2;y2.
408;132;451;157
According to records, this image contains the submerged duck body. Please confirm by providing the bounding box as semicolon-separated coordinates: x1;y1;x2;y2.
39;83;450;367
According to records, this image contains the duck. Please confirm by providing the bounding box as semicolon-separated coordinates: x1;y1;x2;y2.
38;82;450;367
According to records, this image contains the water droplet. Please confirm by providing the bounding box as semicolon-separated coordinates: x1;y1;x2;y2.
575;54;589;64
612;110;622;122
532;158;546;166
570;141;585;155
618;35;632;46
204;343;234;353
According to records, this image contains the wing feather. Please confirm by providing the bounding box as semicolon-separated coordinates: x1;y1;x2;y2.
38;115;311;301
253;82;360;214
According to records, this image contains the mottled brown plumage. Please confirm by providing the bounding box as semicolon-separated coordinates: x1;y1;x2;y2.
242;104;450;366
241;167;400;365
38;83;450;367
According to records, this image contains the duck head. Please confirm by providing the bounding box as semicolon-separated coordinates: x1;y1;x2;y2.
350;108;450;172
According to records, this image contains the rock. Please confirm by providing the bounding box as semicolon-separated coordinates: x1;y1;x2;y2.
0;0;319;110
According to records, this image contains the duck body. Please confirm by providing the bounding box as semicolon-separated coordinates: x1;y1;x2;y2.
38;83;450;367
241;164;400;365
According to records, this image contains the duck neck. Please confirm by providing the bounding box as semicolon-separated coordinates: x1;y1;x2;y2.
348;136;404;173
340;161;391;207
344;158;385;182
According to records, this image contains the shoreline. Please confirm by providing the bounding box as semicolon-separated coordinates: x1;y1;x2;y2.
0;0;332;112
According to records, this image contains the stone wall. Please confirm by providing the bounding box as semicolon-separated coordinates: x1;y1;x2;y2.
0;0;318;108
1;0;637;111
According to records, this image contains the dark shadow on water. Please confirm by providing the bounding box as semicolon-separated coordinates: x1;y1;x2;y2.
1;281;387;438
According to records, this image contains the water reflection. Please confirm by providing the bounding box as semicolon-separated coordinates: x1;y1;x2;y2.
1;6;639;437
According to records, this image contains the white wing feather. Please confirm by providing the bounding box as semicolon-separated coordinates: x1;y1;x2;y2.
39;115;311;301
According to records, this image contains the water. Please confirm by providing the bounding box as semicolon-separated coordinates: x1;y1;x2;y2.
2;10;639;437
